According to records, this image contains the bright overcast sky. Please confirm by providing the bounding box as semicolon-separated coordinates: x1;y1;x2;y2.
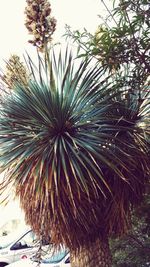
0;0;111;224
0;0;111;67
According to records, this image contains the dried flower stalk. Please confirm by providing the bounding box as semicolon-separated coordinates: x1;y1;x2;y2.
25;0;57;52
1;55;29;89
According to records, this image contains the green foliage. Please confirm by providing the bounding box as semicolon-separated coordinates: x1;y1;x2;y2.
65;0;150;90
111;188;150;267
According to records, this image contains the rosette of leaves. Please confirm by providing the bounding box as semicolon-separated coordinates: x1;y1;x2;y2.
24;0;56;52
0;48;149;266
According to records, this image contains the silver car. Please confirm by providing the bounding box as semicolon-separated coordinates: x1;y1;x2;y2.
0;229;39;266
7;249;70;267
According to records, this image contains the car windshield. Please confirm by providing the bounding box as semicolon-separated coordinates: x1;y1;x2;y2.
0;228;31;250
0;231;20;249
42;249;68;264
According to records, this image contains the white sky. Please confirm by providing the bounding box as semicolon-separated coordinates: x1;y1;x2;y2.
0;0;111;225
0;0;110;66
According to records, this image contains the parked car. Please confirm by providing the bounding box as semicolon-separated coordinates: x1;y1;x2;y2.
7;249;70;267
0;228;41;266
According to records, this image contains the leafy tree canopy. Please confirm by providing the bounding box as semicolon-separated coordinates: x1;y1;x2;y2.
65;0;150;90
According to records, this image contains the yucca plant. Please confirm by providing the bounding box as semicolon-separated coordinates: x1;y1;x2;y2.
0;48;149;267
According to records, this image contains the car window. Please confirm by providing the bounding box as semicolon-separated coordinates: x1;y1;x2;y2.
65;257;70;263
12;231;37;250
0;231;22;249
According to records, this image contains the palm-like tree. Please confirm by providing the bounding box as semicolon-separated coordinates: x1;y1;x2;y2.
0;49;149;267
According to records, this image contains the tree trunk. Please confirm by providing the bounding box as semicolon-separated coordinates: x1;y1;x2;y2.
71;237;112;267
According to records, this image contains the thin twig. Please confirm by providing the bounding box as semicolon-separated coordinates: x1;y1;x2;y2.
100;0;118;26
